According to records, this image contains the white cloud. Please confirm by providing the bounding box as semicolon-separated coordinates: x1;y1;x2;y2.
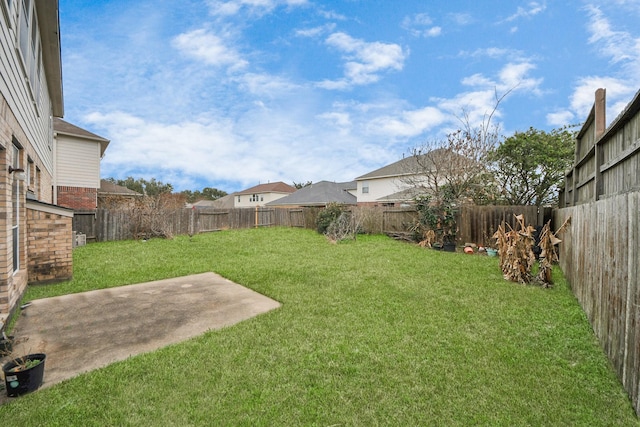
460;62;542;95
320;32;407;88
556;5;640;125
432;61;543;130
546;110;575;126
295;23;336;38
461;73;494;87
569;76;635;119
504;1;546;22
317;8;347;21
586;5;640;64
367;107;447;138
317;111;351;128
235;73;301;97
172;29;248;70
402;13;442;38
448;13;473;26
498;62;542;94
458;47;531;63
207;0;308;16
425;27;442;37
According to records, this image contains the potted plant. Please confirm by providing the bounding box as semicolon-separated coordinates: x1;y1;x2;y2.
2;353;46;397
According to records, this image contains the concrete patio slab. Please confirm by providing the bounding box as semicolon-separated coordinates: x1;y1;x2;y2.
1;272;280;402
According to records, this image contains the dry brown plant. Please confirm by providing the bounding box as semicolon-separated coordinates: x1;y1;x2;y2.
493;214;536;284
493;214;571;287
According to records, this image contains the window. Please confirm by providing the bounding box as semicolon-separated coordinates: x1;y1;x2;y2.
35;166;40;199
26;157;32;188
17;0;40;107
18;0;30;64
362;182;369;194
237;196;241;203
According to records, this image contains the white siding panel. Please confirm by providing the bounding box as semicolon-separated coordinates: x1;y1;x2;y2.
0;2;55;173
56;136;100;187
357;177;407;203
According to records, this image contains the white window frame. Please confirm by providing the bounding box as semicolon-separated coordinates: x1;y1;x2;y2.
16;0;40;112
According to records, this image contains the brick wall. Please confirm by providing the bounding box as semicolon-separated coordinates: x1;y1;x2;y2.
26;205;73;283
1;96;29;327
57;186;97;210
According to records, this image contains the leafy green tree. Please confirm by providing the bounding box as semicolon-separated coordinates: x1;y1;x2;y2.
293;181;312;189
180;187;227;203
487;126;576;206
201;187;227;200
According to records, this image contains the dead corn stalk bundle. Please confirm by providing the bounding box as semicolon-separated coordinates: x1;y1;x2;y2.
493;214;571;287
493;214;536;284
536;217;571;287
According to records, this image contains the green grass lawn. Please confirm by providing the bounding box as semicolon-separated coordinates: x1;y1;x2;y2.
2;227;638;426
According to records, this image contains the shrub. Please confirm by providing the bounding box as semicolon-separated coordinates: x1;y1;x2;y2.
316;203;344;234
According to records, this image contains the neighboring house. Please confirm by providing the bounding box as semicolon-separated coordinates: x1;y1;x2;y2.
190;193;236;209
355;156;425;207
97;179;142;209
266;181;357;207
234;182;296;207
1;1;68;328
54;118;110;210
354;149;464;207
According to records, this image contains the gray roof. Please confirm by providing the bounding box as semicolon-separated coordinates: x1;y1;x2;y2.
376;187;427;202
192;194;235;209
99;180;142;197
355;149;456;181
266;181;357;207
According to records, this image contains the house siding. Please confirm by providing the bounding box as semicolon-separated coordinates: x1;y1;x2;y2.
1;0;62;328
235;192;291;207
56;136;101;188
356;177;406;204
0;0;56;178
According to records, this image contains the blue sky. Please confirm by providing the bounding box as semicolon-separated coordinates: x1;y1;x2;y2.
59;0;640;193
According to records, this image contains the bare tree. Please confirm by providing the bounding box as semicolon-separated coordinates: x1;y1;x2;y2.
401;89;509;204
127;193;187;239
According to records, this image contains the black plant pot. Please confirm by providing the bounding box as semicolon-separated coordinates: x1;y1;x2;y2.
3;353;46;397
443;242;456;252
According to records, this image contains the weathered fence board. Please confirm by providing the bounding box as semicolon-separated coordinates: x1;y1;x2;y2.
458;205;543;247
556;89;640;416
74;205;545;249
555;191;640;416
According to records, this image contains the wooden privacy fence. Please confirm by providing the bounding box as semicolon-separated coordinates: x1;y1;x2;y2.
74;205;546;246
74;207;311;242
555;88;640;416
554;193;640;416
560;88;640;207
457;205;547;247
381;205;547;247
